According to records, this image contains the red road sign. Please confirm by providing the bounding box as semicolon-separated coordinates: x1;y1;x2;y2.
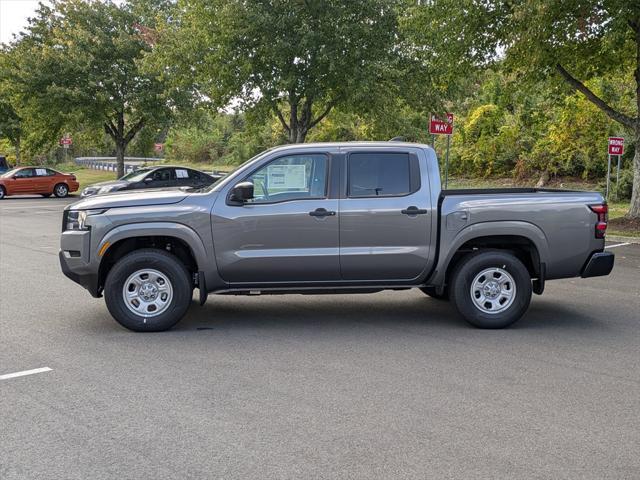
429;113;454;135
154;143;164;152
608;137;624;155
59;137;72;146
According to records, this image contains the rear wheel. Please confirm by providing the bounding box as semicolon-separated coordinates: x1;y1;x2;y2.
0;186;5;199
54;183;69;198
449;250;532;329
104;249;193;332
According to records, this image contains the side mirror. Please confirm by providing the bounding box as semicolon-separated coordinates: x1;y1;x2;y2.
229;181;254;204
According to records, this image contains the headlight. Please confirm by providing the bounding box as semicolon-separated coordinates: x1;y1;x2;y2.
81;188;98;197
63;209;105;231
99;185;119;194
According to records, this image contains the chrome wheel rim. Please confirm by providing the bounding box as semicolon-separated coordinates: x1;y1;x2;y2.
56;184;67;196
470;267;516;315
122;269;173;317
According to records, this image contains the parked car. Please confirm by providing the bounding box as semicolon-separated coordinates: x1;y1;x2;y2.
0;156;9;174
80;166;221;197
0;166;79;199
60;142;614;332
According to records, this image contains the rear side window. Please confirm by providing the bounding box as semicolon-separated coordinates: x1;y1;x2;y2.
348;152;413;197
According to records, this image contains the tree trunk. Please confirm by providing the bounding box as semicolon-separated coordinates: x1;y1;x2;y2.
277;97;333;144
288;125;307;143
115;141;125;178
535;170;549;188
14;137;20;165
629;128;640;217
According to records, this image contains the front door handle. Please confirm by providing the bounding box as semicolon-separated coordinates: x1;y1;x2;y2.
401;206;428;215
309;208;336;217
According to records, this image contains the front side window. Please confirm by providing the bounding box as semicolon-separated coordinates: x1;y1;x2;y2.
348;153;411;197
148;168;175;182
14;168;35;178
246;154;328;204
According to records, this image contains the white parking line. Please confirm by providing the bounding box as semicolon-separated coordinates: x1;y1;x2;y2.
0;367;52;381
605;243;631;249
0;204;69;210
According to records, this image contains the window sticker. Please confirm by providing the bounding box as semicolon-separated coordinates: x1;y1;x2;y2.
36;168;48;176
266;164;306;189
175;169;188;178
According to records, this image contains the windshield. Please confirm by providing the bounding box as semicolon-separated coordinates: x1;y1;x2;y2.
120;168;152;182
0;168;21;178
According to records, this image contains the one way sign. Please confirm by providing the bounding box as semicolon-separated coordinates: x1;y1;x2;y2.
429;113;454;135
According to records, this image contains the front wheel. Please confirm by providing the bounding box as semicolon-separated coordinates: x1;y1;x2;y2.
0;186;5;200
104;249;193;332
54;183;69;198
449;250;532;329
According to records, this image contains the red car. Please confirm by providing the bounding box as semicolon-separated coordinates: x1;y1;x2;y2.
0;167;79;199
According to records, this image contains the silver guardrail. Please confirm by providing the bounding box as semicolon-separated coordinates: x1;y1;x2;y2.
74;157;163;173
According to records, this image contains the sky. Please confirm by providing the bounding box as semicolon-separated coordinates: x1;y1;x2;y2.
0;0;49;44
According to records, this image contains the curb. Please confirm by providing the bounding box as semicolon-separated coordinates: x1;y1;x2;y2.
607;235;640;244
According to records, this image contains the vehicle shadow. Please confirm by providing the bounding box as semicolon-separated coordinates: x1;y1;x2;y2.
170;292;610;334
176;293;461;333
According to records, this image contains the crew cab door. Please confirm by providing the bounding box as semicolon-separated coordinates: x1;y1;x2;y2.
10;168;39;194
339;150;432;280
211;152;339;284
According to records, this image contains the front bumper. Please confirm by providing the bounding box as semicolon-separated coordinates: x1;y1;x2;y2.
581;251;615;278
59;229;101;297
59;251;101;297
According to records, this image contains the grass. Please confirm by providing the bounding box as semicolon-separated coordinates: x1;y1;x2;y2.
54;163;118;190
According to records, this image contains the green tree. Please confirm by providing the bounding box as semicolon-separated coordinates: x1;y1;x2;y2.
0;49;23;163
498;1;640;216
156;0;399;143
9;0;185;177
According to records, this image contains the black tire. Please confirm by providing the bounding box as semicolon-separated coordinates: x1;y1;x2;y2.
449;250;532;329
0;186;5;199
53;183;69;198
104;249;193;332
419;286;449;300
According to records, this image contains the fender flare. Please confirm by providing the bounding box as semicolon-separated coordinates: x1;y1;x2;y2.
428;220;550;286
99;222;209;272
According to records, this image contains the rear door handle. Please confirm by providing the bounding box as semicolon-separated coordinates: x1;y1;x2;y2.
309;208;336;217
401;206;428;215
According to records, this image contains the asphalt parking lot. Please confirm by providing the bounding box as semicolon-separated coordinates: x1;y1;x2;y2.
1;196;639;479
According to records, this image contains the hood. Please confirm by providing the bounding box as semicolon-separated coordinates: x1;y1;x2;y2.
84;180;129;191
68;189;190;210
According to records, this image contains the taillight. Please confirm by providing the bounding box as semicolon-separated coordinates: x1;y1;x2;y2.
589;204;608;239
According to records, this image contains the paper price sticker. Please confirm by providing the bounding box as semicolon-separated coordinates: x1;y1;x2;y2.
267;164;306;189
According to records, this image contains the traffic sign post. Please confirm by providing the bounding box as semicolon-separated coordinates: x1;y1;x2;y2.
59;135;73;162
607;137;624;200
429;113;454;188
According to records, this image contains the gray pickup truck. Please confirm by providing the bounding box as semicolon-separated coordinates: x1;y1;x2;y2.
60;142;614;331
